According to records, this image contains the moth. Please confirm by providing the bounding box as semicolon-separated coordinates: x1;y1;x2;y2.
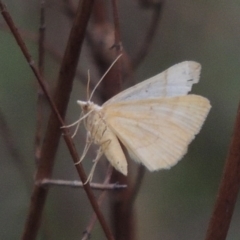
74;61;211;180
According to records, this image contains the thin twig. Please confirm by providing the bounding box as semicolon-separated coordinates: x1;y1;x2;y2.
0;1;114;240
110;0;122;84
109;1;138;240
98;0;123;102
125;165;145;213
85;1;132;101
39;178;126;190
111;0;122;53
82;166;114;240
35;0;46;163
205;101;240;240
38;0;45;75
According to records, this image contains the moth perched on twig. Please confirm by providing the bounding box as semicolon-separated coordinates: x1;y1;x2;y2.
68;61;211;182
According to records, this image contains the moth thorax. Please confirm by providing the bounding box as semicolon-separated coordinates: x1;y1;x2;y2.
86;111;107;145
77;100;106;143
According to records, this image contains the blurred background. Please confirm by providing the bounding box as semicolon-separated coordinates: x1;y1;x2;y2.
0;0;239;239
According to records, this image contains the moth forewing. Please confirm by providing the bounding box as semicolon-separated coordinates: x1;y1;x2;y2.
104;61;201;105
77;100;128;175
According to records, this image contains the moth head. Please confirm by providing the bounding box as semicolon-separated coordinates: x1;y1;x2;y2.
77;100;90;113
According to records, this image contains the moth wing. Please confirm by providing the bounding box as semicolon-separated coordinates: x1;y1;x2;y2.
103;95;211;171
104;61;201;106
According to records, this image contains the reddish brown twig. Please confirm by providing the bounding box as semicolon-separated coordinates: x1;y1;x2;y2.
39;177;126;190
0;1;114;240
205;101;240;240
38;1;45;75
124;165;145;213
35;0;46;163
109;1;137;240
82;166;114;240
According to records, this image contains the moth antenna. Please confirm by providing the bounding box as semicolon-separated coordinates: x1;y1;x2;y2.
87;70;90;100
89;54;122;101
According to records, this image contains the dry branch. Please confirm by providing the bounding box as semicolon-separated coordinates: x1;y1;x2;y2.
205;101;240;240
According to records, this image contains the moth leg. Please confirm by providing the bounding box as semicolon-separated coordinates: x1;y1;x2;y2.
75;132;93;165
61;111;93;138
84;139;111;184
61;113;83;129
71;118;82;138
84;148;104;184
75;117;102;165
60;113;83;138
75;116;103;166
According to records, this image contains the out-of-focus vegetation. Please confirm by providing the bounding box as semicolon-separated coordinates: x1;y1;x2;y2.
0;0;239;239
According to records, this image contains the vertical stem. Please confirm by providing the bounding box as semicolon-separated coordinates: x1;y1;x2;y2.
110;1;136;240
205;101;240;240
35;0;46;163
